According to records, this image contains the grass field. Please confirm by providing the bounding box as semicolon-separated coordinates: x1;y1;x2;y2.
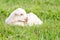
0;0;60;40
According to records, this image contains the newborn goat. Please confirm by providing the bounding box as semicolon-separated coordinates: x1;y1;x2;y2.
5;8;43;26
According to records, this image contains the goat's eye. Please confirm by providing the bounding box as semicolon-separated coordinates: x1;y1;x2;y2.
20;14;23;16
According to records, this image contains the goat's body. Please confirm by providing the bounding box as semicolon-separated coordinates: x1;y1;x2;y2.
27;12;43;26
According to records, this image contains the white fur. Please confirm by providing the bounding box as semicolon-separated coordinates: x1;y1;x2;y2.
5;8;43;26
27;12;43;26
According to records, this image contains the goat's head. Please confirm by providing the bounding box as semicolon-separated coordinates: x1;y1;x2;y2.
6;8;28;24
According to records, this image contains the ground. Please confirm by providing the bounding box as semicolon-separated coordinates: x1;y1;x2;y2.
0;0;60;40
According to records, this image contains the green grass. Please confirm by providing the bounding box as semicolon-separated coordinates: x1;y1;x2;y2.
0;0;60;40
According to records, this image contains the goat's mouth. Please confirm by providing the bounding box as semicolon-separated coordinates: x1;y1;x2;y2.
11;20;26;23
12;17;28;25
12;17;28;24
17;20;25;22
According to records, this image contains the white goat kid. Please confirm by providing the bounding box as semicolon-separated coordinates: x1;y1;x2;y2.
5;8;27;26
5;8;43;26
